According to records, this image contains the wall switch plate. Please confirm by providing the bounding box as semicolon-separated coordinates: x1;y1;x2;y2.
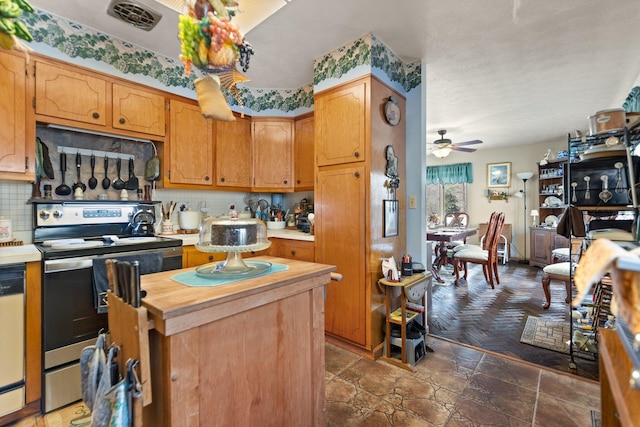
408;195;417;209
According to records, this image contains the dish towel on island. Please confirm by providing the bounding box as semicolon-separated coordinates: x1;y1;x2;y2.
172;263;289;287
92;252;163;313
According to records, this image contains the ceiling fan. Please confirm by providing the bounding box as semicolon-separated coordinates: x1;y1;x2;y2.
429;130;483;158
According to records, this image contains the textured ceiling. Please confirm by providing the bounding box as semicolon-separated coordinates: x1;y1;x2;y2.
29;0;640;152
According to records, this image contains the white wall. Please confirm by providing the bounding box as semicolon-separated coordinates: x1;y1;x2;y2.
427;139;566;259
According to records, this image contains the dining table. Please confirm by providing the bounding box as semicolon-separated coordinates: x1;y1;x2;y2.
427;227;478;283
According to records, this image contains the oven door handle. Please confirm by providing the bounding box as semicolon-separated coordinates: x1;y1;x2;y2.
45;258;94;273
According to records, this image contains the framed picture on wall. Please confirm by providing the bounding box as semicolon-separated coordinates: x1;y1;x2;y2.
383;200;399;237
487;162;511;188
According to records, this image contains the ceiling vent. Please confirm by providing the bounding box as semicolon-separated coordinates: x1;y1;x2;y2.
107;0;162;31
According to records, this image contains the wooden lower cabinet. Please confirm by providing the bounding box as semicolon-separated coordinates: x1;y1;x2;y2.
316;165;367;346
182;246;226;268
529;226;569;267
269;238;314;262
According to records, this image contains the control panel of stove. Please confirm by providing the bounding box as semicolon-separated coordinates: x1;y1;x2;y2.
35;203;138;227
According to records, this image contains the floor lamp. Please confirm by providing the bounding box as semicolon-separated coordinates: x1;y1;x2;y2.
516;172;534;262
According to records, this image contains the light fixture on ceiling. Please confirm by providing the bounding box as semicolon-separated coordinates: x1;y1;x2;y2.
432;147;452;158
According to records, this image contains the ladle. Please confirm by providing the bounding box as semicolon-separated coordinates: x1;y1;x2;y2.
102;157;111;189
54;152;72;196
88;154;98;189
112;158;126;190
571;182;577;203
599;175;612;203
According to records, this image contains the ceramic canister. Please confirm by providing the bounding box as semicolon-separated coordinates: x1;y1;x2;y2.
0;217;12;242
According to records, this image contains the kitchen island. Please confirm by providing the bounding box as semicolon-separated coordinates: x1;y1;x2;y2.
122;255;334;426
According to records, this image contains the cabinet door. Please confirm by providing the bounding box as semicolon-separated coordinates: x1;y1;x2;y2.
294;116;314;190
0;51;28;175
112;84;165;136
168;99;214;186
529;228;551;267
270;238;314;262
553;234;569;250
252;120;293;190
315;79;367;166
316;165;366;345
35;61;107;126
215;116;251;188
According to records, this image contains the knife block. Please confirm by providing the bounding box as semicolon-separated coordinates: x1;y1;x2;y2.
107;293;154;407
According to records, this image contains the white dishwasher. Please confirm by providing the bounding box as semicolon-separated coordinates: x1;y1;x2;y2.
0;263;25;417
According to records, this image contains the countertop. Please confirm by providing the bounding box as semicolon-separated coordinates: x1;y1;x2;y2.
163;229;314;246
0;244;42;265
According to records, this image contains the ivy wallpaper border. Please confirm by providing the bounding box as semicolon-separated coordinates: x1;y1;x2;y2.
24;10;419;114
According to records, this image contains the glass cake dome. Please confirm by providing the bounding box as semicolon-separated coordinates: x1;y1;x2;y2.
195;217;271;276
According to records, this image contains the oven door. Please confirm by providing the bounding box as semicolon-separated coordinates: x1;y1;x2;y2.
42;246;181;412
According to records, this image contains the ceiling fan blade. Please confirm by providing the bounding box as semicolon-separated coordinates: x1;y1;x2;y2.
452;146;477;153
455;140;483;146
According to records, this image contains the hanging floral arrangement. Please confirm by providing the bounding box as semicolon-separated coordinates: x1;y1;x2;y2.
178;0;254;120
0;0;35;51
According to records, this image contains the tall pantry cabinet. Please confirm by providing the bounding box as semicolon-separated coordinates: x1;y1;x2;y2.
315;75;406;356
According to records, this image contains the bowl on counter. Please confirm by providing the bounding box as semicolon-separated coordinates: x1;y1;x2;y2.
178;211;201;231
266;220;286;230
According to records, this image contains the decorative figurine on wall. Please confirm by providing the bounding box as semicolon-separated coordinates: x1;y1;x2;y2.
385;145;400;199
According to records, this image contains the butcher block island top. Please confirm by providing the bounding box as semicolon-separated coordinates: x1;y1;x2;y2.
125;256;335;427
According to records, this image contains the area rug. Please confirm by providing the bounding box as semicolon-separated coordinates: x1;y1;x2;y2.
433;266;456;287
520;316;570;354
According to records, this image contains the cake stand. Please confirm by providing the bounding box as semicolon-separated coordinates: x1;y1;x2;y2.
194;217;272;279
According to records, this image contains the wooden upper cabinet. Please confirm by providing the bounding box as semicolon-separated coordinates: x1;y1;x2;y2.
0;50;30;177
294;115;314;190
167;99;214;187
315;78;368;166
215;115;251;189
252;119;294;191
35;61;107;126
112;84;165;136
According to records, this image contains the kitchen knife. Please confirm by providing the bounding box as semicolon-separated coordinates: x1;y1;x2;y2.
132;261;141;308
105;259;118;295
117;261;131;303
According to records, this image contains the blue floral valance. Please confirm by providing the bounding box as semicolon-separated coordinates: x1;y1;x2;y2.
426;162;473;185
622;86;640;112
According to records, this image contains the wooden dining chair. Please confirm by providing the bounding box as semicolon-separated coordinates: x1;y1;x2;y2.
444;212;469;229
453;212;505;289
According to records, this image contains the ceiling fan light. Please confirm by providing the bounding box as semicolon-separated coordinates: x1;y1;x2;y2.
432;147;452;158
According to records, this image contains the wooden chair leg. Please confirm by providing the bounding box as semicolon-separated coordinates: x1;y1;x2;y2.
542;274;551;309
493;261;500;285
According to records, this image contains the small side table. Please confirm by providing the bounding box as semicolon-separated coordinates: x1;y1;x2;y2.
378;273;431;371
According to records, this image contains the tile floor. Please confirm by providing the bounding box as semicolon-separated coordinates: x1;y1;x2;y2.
325;336;601;426
10;336;600;426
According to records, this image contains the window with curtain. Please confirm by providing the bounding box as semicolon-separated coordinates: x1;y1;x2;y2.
426;163;473;222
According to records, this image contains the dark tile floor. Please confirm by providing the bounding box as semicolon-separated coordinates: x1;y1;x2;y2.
325;338;601;426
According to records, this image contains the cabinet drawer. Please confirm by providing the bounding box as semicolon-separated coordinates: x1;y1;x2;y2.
270;239;314;262
183;247;225;268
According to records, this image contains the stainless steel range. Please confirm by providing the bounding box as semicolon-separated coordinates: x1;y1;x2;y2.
33;201;182;413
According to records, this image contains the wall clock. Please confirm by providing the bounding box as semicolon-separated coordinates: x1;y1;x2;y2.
384;96;401;126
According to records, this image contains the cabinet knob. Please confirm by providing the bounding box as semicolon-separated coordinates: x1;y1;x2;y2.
92;112;100;119
119;118;126;124
290;250;296;256
283;179;288;185
355;171;360;178
208;255;213;261
205;176;210;181
354;151;360;158
220;177;225;182
297;179;301;184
